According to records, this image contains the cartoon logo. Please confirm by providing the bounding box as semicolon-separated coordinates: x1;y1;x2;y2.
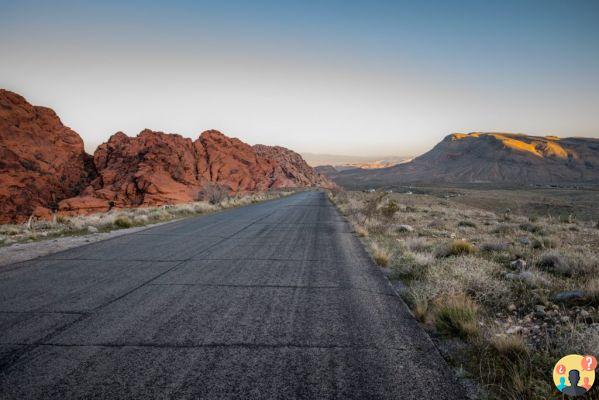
553;354;597;397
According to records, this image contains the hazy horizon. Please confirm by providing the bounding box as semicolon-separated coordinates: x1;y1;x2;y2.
2;0;598;156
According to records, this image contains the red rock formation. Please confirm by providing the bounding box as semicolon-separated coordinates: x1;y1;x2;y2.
253;144;336;189
0;90;94;223
0;89;333;221
59;130;334;213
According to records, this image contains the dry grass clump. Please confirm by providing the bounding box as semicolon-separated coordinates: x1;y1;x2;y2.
371;242;392;267
404;287;430;322
435;239;476;258
352;223;369;237
490;334;528;359
434;294;479;339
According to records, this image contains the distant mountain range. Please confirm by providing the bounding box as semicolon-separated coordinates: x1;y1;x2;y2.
301;152;410;168
328;132;599;188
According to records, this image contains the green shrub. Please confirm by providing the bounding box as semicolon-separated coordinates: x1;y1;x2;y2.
380;200;400;218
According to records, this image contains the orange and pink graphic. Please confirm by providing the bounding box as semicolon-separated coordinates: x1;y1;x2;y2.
553;354;596;397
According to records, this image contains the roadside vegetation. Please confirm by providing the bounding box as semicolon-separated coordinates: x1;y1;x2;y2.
329;189;599;399
0;189;294;248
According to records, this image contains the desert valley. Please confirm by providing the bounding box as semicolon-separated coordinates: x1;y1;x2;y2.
1;2;598;399
1;87;599;400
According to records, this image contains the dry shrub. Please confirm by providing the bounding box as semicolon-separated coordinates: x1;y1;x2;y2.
493;224;515;235
538;250;597;277
404;237;432;252
435;240;476;258
198;183;230;205
362;193;386;220
480;241;508;252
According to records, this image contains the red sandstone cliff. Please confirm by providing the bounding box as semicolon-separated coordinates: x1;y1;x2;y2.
0;90;334;221
0;90;94;223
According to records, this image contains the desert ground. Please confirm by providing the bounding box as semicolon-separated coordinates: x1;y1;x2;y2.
329;185;599;399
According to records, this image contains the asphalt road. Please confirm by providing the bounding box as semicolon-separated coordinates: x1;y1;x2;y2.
0;191;465;399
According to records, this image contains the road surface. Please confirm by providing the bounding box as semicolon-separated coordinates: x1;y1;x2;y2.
0;191;465;399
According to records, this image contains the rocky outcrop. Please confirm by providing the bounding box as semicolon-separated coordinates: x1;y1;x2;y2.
0;90;94;223
0;89;334;221
253;145;336;189
333;132;599;188
59;130;334;214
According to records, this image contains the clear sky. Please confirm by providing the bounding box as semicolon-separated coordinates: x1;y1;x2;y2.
1;0;598;156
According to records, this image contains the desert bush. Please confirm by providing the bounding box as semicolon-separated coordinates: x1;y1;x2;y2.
435;240;476;258
531;236;556;249
537;250;596;277
458;220;477;228
197;183;230;205
405;237;433;252
114;216;133;229
480;241;508;252
363;193;386;219
519;222;545;235
392;251;434;281
434;294;479;339
380;199;400;219
492;224;515;235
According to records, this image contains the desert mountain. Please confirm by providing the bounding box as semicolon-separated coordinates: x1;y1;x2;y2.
0;90;333;222
332;132;599;188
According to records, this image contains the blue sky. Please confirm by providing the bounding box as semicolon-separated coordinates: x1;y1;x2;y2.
1;0;598;156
